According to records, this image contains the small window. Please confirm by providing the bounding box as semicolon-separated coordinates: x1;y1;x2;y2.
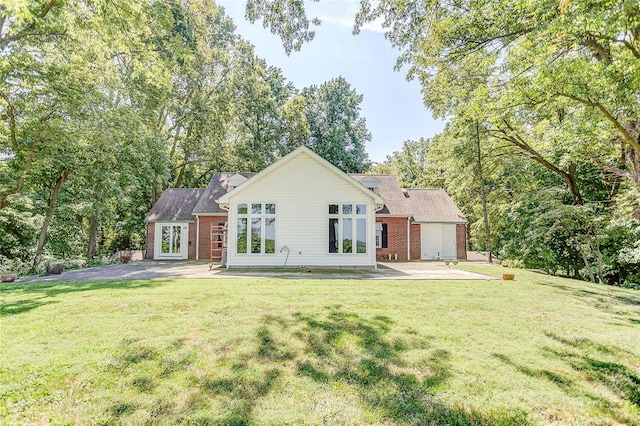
252;203;262;214
342;204;353;214
375;230;382;248
265;203;276;214
238;203;248;214
356;204;366;214
329;204;339;214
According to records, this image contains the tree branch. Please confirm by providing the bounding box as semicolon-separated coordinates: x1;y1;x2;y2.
0;0;60;50
556;92;640;154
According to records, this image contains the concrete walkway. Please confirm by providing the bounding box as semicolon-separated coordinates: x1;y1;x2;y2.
18;258;495;282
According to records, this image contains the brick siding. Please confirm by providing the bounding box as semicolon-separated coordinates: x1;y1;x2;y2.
376;217;410;261
456;224;467;260
196;216;228;260
410;223;421;260
188;223;197;259
145;223;155;259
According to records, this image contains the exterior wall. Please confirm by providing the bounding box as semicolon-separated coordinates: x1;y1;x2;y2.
226;152;377;267
188;223;197;259
410;223;421;260
456;224;467;260
145;223;155;259
196;215;228;260
375;217;409;261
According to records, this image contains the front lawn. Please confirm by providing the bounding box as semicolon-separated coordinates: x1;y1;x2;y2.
1;267;639;425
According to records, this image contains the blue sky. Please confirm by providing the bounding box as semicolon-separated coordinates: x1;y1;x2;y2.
219;0;445;163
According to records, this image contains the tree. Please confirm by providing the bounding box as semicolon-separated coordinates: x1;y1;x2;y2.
302;77;371;173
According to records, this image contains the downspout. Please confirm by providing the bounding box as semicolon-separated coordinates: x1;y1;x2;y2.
195;215;199;260
407;217;411;261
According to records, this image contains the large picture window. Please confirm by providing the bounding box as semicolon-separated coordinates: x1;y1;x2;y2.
237;203;276;254
328;203;367;254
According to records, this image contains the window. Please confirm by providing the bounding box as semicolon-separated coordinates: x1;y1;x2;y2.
375;222;383;248
237;203;276;254
328;203;367;254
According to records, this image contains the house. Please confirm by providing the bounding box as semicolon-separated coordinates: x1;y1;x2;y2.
144;146;467;267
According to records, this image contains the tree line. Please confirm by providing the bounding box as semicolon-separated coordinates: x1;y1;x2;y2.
0;0;371;273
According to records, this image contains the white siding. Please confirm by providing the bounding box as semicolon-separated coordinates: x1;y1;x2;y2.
420;223;456;260
226;153;377;267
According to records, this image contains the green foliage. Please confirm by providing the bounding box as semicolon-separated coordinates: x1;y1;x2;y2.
302;77;372;173
0;0;371;272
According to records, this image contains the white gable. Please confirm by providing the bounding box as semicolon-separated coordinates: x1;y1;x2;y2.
227;173;247;188
221;148;380;268
217;146;383;207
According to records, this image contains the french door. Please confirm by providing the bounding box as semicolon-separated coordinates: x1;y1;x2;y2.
155;223;188;259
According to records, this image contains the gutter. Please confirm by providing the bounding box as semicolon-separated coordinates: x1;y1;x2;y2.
195;215;199;260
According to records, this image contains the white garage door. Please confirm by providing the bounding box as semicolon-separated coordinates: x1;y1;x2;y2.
420;223;457;260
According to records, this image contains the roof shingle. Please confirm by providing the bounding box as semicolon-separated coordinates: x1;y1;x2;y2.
191;172;256;214
405;188;467;223
144;188;204;222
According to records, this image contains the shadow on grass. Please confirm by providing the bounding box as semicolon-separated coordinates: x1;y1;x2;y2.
494;332;639;424
543;332;640;410
96;307;528;425
0;280;162;317
0;298;58;316
253;307;527;425
537;280;640;324
537;280;640;308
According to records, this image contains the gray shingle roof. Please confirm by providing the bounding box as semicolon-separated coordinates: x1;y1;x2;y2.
349;174;413;215
350;174;466;222
147;171;466;224
191;172;256;214
145;188;204;222
405;188;467;223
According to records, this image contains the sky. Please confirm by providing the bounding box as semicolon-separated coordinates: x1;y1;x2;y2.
218;0;445;164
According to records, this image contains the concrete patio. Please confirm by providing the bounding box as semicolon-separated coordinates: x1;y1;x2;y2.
17;257;496;282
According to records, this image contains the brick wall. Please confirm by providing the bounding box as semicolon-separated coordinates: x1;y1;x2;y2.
456;224;467;260
410;223;421;260
145;223;155;259
197;216;228;260
376;217;410;261
188;223;197;259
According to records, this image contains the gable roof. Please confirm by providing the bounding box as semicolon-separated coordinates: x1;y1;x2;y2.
216;146;384;207
192;172;256;215
145;188;204;222
405;189;467;223
145;154;466;224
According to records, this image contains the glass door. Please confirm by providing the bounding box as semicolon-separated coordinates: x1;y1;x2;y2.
160;225;183;256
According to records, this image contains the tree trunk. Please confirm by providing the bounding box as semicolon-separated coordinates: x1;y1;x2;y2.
33;171;69;265
577;244;596;283
175;162;186;188
475;121;492;263
87;214;99;260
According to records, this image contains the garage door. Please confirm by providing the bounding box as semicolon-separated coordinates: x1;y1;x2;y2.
420;223;456;260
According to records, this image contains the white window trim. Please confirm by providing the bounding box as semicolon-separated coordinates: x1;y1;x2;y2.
328;203;368;255
236;202;276;255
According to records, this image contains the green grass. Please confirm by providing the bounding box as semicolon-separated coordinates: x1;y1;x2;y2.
1;266;639;425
